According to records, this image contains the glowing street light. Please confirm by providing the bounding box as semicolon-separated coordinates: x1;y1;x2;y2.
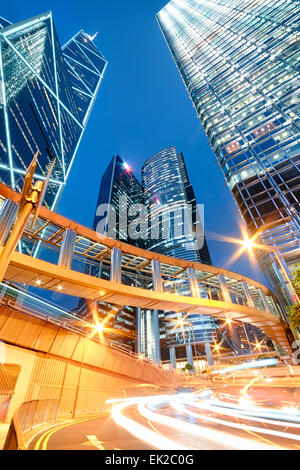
243;237;254;250
213;222;299;305
93;323;104;335
240;235;299;304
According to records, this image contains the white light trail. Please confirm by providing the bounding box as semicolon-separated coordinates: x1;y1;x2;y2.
216;358;279;375
111;400;187;450
138;402;274;450
173;400;300;445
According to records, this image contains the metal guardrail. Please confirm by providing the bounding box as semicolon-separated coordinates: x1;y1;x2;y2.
3;399;60;450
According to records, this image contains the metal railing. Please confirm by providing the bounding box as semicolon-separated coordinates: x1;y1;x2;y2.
0;284;172;372
3;399;59;450
0;185;292;356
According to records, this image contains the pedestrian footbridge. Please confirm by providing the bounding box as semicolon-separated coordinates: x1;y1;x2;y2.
0;183;292;355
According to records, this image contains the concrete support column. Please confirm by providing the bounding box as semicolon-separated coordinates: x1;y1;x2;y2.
186;343;193;368
137;307;142;354
58;229;76;269
150;259;162;363
151;259;163;292
205;342;213;367
110;247;121;283
218;274;231;303
152;310;161;363
187;267;200;298
169;346;176;370
0;200;18;245
242;280;255;309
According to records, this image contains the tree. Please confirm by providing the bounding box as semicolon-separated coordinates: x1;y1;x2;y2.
292;264;300;296
288;265;300;328
289;303;300;329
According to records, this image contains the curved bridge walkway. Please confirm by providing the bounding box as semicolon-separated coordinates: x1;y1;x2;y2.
0;183;292;356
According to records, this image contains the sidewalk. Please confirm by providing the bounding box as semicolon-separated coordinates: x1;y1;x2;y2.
0;423;10;450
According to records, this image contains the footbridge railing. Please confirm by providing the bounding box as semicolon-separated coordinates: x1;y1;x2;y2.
0;182;292;355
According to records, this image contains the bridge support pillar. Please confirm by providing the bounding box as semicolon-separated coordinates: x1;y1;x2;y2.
186;343;194;369
110;247;121;283
150;260;162;363
151;259;163;292
0;200;18;245
152;310;161;363
58;229;76;269
205;342;213;367
137;307;142;354
169;346;176;370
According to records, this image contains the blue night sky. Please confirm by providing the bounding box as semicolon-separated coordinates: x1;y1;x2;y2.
2;0;266;285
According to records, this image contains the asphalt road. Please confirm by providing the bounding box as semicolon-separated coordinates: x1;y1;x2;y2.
28;384;300;450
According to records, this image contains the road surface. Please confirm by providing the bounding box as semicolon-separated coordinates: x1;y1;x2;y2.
29;383;300;450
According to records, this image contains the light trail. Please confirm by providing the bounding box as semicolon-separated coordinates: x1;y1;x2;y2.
172;401;300;445
108;388;300;450
111;400;188;450
215;358;279;375
187;397;300;429
137;402;274;450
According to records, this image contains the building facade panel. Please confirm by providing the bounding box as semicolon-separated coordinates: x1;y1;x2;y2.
0;12;107;210
157;0;300;308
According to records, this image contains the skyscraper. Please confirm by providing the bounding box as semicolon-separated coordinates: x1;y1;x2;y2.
142;147;217;364
0;12;107;210
142;146;211;263
157;0;300;311
90;154;145;353
92;149;230;365
93;154;144;246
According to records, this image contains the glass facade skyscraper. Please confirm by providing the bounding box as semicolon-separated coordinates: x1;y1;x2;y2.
0;12;107;210
143;147;218;363
93;154;144;246
157;0;300;312
142;146;211;263
90;154;145;352
92;149;243;364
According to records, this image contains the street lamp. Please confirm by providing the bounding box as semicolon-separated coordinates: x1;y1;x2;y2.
234;229;300;344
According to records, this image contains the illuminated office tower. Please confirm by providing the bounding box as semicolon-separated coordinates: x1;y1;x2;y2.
157;0;300;311
90;155;145;353
93;154;144;246
0;12;107;210
142;146;211;263
142;147;218;365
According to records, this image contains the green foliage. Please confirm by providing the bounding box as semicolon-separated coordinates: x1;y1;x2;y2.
287;265;300;329
256;354;270;360
288;303;300;329
292;264;300;295
184;363;193;371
